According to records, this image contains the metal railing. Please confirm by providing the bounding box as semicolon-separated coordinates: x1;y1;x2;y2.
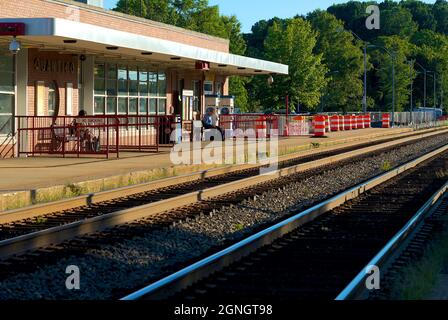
219;114;313;137
0;131;16;158
16;115;177;158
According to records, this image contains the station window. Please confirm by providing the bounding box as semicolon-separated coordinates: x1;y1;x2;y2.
0;55;15;135
48;82;57;117
94;63;167;116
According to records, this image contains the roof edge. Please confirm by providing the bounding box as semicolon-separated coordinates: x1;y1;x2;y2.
47;0;230;45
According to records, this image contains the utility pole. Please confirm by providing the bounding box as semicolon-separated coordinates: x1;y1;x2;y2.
424;70;427;108
368;45;396;127
392;54;395;126
363;44;367;113
409;60;413;124
427;71;437;108
441;74;444;111
415;62;427;109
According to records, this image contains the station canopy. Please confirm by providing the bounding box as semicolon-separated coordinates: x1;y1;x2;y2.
0;18;289;76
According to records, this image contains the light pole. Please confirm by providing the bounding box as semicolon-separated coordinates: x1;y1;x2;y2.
408;60;414;124
368;44;396;127
415;62;427;108
427;71;437;108
338;28;368;113
441;74;444;111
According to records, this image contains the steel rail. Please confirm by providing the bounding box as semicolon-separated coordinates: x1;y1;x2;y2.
1;131;446;260
1;127;445;226
335;182;448;300
120;143;448;300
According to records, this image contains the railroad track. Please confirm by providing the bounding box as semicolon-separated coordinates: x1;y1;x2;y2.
0;131;447;299
0;130;447;261
121;145;448;301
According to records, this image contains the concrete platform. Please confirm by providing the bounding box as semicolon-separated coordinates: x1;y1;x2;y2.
0;127;418;211
0;128;411;190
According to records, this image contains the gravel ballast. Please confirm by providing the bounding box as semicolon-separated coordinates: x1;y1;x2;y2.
1;134;448;300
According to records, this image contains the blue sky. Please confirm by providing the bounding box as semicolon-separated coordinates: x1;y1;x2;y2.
103;0;436;33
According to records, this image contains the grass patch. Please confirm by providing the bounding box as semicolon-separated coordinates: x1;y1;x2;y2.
35;217;47;224
388;233;448;300
381;160;393;172
66;183;83;197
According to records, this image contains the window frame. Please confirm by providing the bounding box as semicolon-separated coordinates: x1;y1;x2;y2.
0;54;15;137
93;63;167;117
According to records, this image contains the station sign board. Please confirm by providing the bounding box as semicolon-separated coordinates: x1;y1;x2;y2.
0;23;26;36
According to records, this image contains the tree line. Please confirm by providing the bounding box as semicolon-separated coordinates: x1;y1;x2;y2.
114;0;448;114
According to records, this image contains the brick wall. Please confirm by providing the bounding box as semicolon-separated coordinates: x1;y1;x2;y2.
0;0;229;52
27;49;79;116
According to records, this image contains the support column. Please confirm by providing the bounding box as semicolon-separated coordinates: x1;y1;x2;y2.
81;55;95;115
16;48;28;116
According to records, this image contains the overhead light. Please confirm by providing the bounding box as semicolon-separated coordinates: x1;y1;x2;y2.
106;46;119;50
268;75;274;86
218;64;227;67
9;36;21;55
170;57;181;60
141;52;153;55
63;39;77;44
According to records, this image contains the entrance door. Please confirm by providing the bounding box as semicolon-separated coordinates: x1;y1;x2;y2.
181;89;194;141
182;90;194;121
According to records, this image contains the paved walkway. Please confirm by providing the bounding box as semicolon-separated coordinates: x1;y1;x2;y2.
0;128;412;192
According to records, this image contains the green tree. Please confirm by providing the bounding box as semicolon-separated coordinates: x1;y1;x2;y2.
114;0;226;38
370;36;416;112
262;18;328;111
380;2;418;38
307;10;366;113
433;0;448;35
411;29;448;111
401;0;437;31
244;18;284;59
114;0;176;22
221;15;250;111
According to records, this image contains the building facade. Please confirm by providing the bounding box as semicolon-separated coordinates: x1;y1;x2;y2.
0;0;288;157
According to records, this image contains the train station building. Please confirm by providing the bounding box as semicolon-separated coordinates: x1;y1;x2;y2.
0;0;288;158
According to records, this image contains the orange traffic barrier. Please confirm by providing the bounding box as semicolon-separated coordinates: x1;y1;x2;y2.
344;115;352;130
313;115;326;137
382;113;391;128
324;115;330;132
330;115;339;132
351;115;357;130
357;115;364;129
364;113;371;128
339;115;345;131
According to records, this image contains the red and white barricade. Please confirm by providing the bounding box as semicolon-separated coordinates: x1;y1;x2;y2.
351;115;357;130
330;115;339;132
357;115;364;129
313;115;326;137
344;115;352;130
364;113;371;128
339;115;345;131
382;113;391;128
